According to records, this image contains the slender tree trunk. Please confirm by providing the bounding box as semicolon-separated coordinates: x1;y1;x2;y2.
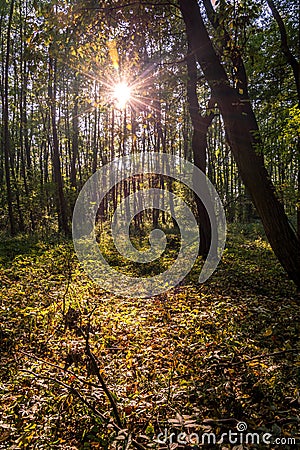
3;0;16;235
20;24;35;230
48;52;69;235
152;99;161;229
70;75;79;190
179;0;300;288
92;84;98;174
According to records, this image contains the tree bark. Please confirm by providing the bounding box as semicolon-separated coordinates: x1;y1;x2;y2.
178;0;300;288
186;39;215;256
70;75;79;190
48;52;69;235
3;0;16;235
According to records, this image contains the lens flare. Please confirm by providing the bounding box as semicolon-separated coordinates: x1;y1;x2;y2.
113;82;131;109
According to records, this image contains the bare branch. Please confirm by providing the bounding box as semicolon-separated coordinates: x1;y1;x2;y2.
266;0;300;99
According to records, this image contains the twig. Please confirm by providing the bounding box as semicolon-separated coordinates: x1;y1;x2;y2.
231;348;299;366
19;350;103;390
20;369;108;422
20;369;147;450
202;418;239;426
208;349;299;368
78;323;124;430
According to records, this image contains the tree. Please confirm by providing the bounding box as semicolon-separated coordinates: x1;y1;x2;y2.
48;48;69;235
178;0;300;289
266;0;300;241
2;0;16;235
186;39;214;256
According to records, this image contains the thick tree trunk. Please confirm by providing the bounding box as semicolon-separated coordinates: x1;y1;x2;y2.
186;39;214;256
179;0;300;288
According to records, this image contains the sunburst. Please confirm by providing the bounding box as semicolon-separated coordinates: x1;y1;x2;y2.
113;81;132;110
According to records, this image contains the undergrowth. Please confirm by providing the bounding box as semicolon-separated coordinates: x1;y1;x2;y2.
0;224;299;449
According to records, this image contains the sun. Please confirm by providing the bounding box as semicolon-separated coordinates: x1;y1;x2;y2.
113;81;132;109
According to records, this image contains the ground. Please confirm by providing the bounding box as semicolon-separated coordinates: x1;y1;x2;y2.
0;224;299;449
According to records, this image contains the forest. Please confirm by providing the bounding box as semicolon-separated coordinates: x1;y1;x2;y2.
0;0;299;448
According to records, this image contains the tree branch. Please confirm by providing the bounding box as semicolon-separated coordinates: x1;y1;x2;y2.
266;0;300;99
202;0;249;99
77;324;124;430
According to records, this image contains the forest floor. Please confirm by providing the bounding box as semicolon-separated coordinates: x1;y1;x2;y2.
0;224;299;449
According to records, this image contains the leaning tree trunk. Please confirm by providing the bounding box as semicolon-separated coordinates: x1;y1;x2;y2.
178;0;300;288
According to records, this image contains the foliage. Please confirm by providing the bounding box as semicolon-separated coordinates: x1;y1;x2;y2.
0;0;299;233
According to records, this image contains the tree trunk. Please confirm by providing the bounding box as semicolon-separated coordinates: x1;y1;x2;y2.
70;75;79;190
186;39;215;256
3;0;16;235
48;53;69;235
178;0;300;288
